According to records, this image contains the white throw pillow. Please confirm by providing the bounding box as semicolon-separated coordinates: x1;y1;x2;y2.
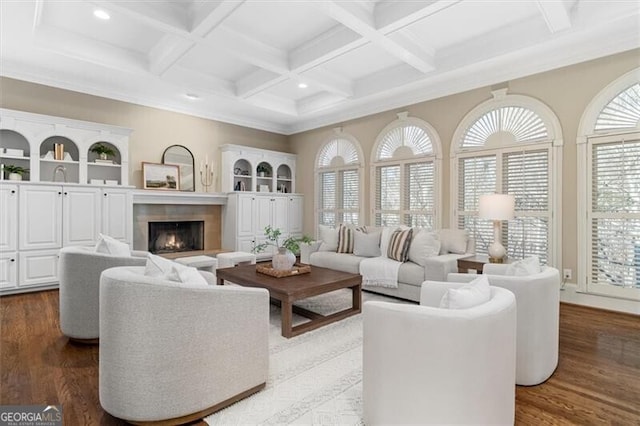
145;253;175;277
353;230;381;257
505;256;541;276
438;229;468;254
318;225;339;252
95;233;131;257
145;254;208;286
379;227;398;259
439;275;491;309
408;230;441;266
167;265;208;287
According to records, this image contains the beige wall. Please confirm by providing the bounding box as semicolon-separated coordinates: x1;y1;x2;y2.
0;77;290;191
289;49;640;278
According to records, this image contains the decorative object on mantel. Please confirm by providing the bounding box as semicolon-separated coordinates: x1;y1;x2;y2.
479;193;515;263
5;164;28;181
200;154;214;192
142;162;179;190
253;225;312;271
256;262;311;277
90;143;116;161
163;145;195;192
54;143;64;160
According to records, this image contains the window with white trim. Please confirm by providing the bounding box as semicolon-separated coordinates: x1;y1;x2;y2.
453;92;561;265
372;115;441;228
316;135;362;227
583;81;640;299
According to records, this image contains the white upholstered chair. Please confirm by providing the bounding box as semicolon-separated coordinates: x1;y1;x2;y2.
99;266;269;424
363;281;517;425
58;246;148;343
448;265;561;385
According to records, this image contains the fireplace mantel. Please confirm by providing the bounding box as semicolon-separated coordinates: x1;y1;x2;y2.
132;190;227;205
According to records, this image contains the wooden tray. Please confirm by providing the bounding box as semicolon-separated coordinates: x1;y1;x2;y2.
256;263;311;278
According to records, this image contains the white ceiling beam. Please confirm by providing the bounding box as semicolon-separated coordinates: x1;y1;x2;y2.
244;93;298;117
32;24;148;74
149;35;196;76
162;66;236;97
353;64;424;98
536;0;572;33
188;1;245;37
300;68;353;98
148;1;244;76
314;1;435;73
297;93;346;115
88;0;190;33
374;0;461;32
289;26;365;71
236;70;288;98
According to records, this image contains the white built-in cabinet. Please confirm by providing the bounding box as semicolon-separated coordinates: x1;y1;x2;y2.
0;108;133;295
0;182;133;294
220;144;296;194
223;193;304;258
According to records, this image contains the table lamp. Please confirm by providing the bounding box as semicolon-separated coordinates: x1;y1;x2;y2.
479;193;515;263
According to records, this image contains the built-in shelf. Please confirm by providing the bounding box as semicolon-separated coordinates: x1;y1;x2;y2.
40;158;79;164
89;162;121;168
0;154;29;161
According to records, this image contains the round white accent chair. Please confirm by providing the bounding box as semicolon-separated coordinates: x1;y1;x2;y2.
58;246;148;343
363;281;517;425
448;265;560;385
98;266;269;424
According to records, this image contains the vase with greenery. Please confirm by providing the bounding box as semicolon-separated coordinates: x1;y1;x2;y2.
256;163;271;177
5;164;28;181
90;143;116;161
253;225;312;270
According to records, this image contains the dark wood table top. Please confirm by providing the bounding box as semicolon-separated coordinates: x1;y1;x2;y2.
216;264;361;300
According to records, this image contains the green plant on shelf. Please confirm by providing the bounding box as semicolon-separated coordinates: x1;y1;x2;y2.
90;143;116;158
253;225;312;254
256;164;271;176
4;164;29;175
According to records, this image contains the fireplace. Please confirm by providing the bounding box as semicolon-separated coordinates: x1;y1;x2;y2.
148;221;204;254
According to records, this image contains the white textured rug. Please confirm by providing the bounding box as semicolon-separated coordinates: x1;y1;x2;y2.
205;289;410;425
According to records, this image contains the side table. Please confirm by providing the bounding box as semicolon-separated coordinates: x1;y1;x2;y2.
457;255;491;274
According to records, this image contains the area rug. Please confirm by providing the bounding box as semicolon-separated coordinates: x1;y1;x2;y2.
205;289;411;425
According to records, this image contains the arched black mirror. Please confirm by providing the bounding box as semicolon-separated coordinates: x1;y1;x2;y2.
162;145;195;192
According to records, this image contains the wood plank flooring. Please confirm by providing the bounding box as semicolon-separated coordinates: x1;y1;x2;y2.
1;290;638;425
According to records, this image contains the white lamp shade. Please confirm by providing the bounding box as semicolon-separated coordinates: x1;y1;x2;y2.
478;194;515;220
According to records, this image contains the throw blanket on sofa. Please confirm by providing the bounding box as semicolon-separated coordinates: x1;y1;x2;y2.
360;257;402;288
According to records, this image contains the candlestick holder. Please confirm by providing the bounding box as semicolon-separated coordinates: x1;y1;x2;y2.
200;164;214;192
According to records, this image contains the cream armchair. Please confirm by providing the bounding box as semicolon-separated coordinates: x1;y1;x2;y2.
58;245;148;343
99;266;269;424
363;281;517;425
448;265;561;385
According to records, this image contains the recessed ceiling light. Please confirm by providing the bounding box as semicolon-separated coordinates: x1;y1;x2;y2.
185;93;199;100
298;82;308;89
93;9;110;20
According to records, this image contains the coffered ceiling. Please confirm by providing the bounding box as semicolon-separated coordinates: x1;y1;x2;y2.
1;1;638;134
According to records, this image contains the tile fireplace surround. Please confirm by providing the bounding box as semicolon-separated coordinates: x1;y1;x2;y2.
132;191;225;252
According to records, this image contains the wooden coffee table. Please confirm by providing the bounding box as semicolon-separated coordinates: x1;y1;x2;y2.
217;264;362;338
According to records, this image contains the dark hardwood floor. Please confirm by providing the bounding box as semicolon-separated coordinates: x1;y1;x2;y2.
1;290;638;425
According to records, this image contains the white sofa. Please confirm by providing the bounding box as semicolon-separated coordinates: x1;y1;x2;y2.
363;281;517;425
448;264;561;385
301;228;475;302
99;266;270;423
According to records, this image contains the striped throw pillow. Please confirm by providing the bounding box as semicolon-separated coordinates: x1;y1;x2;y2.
387;228;413;262
336;224;366;253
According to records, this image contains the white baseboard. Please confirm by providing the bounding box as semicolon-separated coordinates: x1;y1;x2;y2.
560;283;639;315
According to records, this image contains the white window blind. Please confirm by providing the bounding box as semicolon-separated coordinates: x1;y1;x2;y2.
502;149;550;263
594;83;640;132
341;169;359;225
405;162;434;227
457;155;497;253
375;165;401;225
591;138;640;289
319;171;336;227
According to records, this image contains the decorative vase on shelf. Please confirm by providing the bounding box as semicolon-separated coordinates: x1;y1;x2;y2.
99;152;108;160
272;247;296;271
8;173;22;181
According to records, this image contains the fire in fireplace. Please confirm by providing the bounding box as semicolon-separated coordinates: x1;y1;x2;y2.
148;221;204;254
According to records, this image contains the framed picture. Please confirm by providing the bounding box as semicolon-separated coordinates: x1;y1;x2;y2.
142;162;180;190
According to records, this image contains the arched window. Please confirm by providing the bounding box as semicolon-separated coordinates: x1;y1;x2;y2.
371;112;442;228
452;89;563;266
578;70;640;301
315;130;363;227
